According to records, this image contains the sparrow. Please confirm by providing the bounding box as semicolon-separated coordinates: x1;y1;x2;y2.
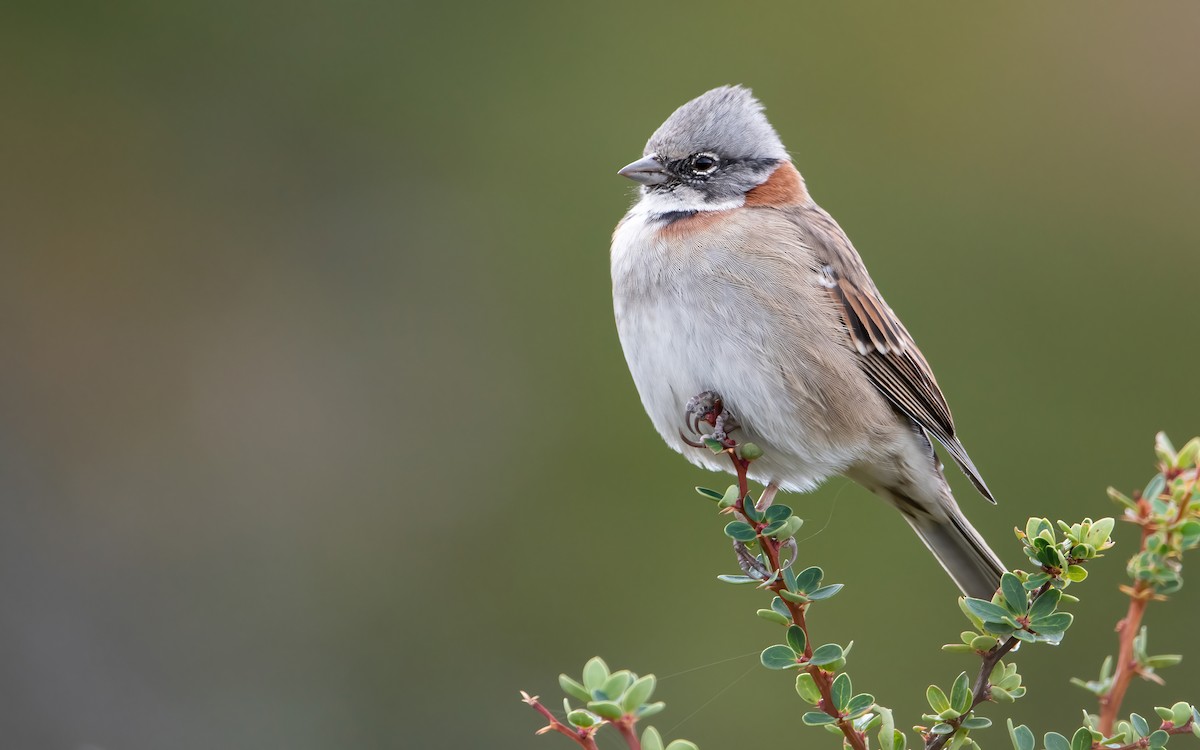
611;85;1005;598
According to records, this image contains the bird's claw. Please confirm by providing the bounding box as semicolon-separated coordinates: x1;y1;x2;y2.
682;390;740;448
733;539;770;579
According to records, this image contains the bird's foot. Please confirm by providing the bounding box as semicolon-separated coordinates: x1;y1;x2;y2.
755;482;779;513
733;539;771;579
680;390;740;448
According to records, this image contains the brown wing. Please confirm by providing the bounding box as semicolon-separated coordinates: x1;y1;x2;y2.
795;206;995;503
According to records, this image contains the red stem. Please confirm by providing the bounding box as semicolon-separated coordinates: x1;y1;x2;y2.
521;693;601;750
614;719;641;750
1098;497;1158;735
728;452;868;750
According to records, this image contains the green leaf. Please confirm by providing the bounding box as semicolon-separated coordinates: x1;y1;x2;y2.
964;598;1014;623
1025;517;1053;539
622;674;656;712
582;657;609;691
1177;436;1200;467
1025;572;1051;589
780;589;809;604
1001;573;1027;613
637;702;665;718
796;672;822;704
757;608;790;626
879;706;897;750
1087;517;1115;545
1170;702;1191;726
768;515;805;539
723;521;757;542
559;674;590;703
962;717;993;730
1065;565;1088;582
1031;612;1074;635
1143;655;1183;669
588;700;624;720
771;596;791;620
742;497;763;523
1131;713;1150;738
809;643;844;666
1044;732;1070;750
1143;474;1166;503
719;485;740;508
1008;720;1035;750
665;741;699;750
716;574;759;584
959;597;985;629
846;693;876;716
970;635;998;651
695;486;724;501
703;437;725;453
787;625;807;654
991;686;1014;703
761;644;799;670
764;504;793;523
1148;730;1169;749
803;712;838;726
930;723;955;735
794;566;823;592
642;727;664;750
927;685;951;714
1108;487;1137;510
807;583;844;600
950;672;971;714
601;671;633;701
831;673;852;710
567;709;598;728
1029;588;1061;620
1071;727;1092;750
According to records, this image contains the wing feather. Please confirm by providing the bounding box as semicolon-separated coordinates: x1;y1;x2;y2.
799;208;994;503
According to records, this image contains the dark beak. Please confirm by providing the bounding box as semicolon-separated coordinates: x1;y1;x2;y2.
617;155;669;185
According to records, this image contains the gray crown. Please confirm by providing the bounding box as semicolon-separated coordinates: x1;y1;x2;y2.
645;85;789;161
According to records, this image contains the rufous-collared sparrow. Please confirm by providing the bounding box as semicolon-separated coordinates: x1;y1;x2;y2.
611;85;1004;598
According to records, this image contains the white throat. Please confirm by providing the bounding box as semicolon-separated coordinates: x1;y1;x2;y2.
627;187;744;221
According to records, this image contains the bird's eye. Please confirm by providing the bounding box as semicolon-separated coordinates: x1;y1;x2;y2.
692;153;719;174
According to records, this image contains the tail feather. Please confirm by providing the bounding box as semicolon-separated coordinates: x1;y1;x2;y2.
903;507;1006;599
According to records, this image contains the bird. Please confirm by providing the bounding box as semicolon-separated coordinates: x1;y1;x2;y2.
610;85;1005;598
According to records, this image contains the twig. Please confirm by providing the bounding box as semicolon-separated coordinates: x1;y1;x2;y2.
613;718;641;750
1097;487;1165;735
924;580;1054;750
1098;719;1195;750
521;692;601;750
720;444;869;750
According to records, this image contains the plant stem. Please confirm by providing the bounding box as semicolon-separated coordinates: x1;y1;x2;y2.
521;692;600;750
1098;578;1152;734
614;719;641;750
925;582;1052;750
925;637;1019;750
1098;496;1158;736
1098;720;1195;750
727;451;869;750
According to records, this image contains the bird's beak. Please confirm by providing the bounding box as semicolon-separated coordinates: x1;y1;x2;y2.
617;155;669;185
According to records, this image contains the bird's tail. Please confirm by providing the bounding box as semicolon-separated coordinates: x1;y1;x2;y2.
899;503;1006;600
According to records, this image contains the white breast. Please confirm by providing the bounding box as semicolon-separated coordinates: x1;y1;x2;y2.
610;206;870;491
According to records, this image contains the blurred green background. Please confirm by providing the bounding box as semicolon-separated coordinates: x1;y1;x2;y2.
2;1;1198;747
